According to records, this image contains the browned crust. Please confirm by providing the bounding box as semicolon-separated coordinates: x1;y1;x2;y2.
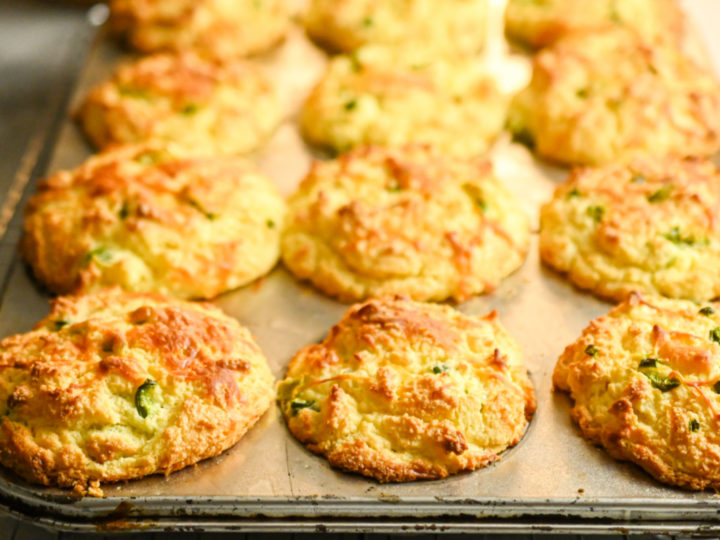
108;0;290;59
279;296;535;483
0;288;274;494
20;142;284;299
75;51;279;154
506;0;685;49
510;27;720;166
539;156;720;302
282;145;529;303
554;292;720;490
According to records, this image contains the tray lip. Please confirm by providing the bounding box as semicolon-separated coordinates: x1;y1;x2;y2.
2;468;720;523
2;495;720;536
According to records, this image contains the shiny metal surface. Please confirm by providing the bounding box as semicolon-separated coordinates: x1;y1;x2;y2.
0;7;720;535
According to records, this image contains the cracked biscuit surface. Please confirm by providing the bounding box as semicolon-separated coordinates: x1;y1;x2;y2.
278;296;536;482
77;52;281;155
554;293;720;490
539;156;720;302
0;288;274;495
21;142;286;300
505;0;684;49
109;0;291;59
305;0;487;54
301;47;507;157
508;28;720;166
281;145;529;302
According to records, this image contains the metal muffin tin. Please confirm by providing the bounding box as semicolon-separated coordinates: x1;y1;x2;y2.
0;6;719;535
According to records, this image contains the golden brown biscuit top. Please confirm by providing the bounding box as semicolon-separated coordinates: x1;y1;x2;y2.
76;50;281;155
283;296;528;389
550;156;720;249
305;0;488;54
110;0;289;30
327;46;496;99
321;297;474;357
290;300;484;386
300;46;507;157
538;156;720;301
27;143;261;237
109;0;290;58
286;145;527;299
557;293;720;388
0;288;261;419
108;52;269;111
533;27;713;100
554;292;720;488
509;27;720;165
21;142;285;299
111;0;205;25
0;288;275;494
505;0;684;48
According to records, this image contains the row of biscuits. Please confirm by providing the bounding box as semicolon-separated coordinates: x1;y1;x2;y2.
107;0;685;58
3;0;720;495
25;142;720;313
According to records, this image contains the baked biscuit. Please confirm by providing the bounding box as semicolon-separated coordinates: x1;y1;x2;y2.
508;28;720;166
0;288;274;494
21;142;286;299
300;47;507;157
281;145;529;302
540;156;720;302
77;52;281;155
278;296;536;482
305;0;487;54
554;292;720;490
109;0;290;59
505;0;684;49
